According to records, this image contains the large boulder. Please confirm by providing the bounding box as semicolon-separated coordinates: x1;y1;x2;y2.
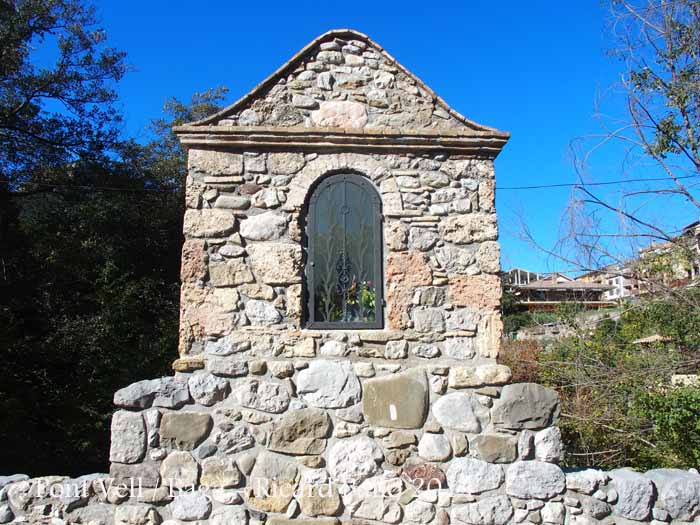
328;436;383;485
159;412;212;450
491;383;560;430
452;495;513;525
268;408;331;455
297;360;361;409
505;461;566;499
432;392;490;433
646;468;700;521
447;458;504;494
362;370;428;429
234;379;291;413
113;377;190;409
609;468;655;521
109;411;146;464
247;452;299;513
239;211;287;241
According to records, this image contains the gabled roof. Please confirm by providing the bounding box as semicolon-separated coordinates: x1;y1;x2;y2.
174;29;510;156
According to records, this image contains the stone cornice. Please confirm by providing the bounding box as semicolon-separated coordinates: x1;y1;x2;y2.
173;125;510;157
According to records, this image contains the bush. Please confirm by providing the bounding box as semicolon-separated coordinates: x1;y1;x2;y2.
503;293;700;470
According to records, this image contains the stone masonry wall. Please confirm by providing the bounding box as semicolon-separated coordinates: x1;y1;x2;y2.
2;29;700;525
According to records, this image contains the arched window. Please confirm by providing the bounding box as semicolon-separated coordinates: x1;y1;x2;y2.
305;173;383;329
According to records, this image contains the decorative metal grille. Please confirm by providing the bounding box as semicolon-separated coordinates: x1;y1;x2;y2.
305;173;383;329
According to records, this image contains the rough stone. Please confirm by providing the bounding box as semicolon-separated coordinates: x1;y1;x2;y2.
297;470;342;517
438;214;498;244
215;194;250;209
200;456;244;488
491;383;560;430
534;427;563;463
609;469;655;521
109;411;146;464
403;463;447;491
319;340;349;357
297;360;361;408
239;212;288;241
541;501;565;524
444;337;475;359
113;505;161;525
409;227;440;251
110;462;161;488
506;461;566;500
205;335;251;356
385;339;408;359
448;365;512;388
247;243;302;286
207;358;249;377
445;308;479;331
161;451;199;489
188;373;229;406
646;468;700;521
209;506;248;525
113;377;190;410
432;392;490;433
447;458;504;495
181;239;207;282
470;433;518;463
448;274;502;309
311;100;368;128
159;412;213;450
452;495;513;525
565;469;609;495
234;379;291;413
183;209;236;238
362;369;428;429
189;149;243;175
244;299;282;325
268;408;331;455
212;423;255;454
386;251;432;330
209;258;255;286
328;436;383;485
418;433;452;461
405;499;436;523
268;152;306;174
247;451;298;513
170;492;211;521
413;307;445;333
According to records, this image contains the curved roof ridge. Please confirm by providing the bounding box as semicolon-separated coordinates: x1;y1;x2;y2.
188;28;506;135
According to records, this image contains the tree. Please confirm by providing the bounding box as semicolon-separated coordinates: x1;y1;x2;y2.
511;0;700;469
0;86;229;476
0;0;231;475
0;0;127;183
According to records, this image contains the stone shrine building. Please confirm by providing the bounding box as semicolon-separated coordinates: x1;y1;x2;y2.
4;28;699;525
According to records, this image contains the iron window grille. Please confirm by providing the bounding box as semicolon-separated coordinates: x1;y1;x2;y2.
304;173;384;329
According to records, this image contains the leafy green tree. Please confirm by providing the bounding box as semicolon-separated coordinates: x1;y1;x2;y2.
0;85;229;476
0;0;231;475
0;0;127;184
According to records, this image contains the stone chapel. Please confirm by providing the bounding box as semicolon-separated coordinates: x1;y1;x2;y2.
3;28;695;525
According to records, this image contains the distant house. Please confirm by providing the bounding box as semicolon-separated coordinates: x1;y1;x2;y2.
578;264;639;301
511;272;614;311
504;267;545;287
635;221;700;292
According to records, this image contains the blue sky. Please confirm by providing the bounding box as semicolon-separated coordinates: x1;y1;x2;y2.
93;0;695;273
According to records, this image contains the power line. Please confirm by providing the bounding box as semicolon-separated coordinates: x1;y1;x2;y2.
496;174;698;190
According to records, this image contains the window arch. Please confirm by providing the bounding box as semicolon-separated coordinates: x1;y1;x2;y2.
304;173;383;329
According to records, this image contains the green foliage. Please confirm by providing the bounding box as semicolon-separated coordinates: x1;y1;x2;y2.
508;291;700;470
633;387;700;467
0;0;230;474
0;0;128;181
